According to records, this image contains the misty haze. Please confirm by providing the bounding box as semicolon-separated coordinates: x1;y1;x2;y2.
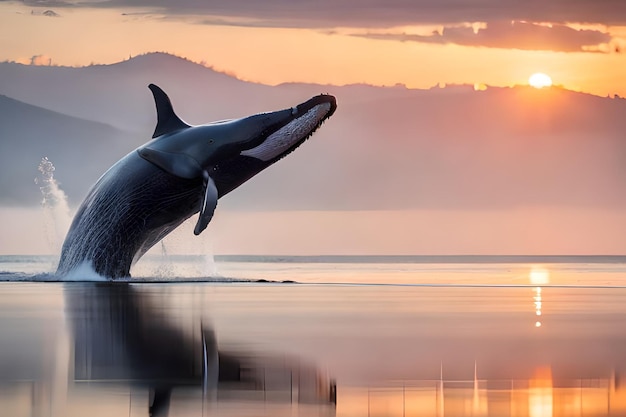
0;53;624;255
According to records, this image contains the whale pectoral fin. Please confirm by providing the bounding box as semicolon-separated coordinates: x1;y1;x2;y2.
138;148;202;180
194;173;218;236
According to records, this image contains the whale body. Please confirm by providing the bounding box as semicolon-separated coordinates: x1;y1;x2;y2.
56;84;337;279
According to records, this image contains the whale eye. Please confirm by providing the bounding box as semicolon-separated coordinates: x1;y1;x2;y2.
208;139;214;144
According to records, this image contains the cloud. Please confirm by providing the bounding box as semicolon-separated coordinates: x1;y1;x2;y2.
356;21;614;53
8;0;626;28
17;0;71;7
28;54;53;65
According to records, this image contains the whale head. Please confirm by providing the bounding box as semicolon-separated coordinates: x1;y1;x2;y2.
138;84;337;235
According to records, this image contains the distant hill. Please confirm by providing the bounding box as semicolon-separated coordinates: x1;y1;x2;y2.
0;53;280;132
0;94;135;205
0;52;625;210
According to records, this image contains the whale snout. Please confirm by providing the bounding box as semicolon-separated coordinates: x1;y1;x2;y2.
240;94;337;162
295;94;337;119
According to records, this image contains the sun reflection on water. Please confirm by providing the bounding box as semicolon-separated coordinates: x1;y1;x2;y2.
530;267;550;328
530;267;550;285
529;367;554;417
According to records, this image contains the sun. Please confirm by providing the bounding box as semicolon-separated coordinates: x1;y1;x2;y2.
528;73;553;89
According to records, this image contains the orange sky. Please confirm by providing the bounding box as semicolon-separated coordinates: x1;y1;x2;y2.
1;1;625;256
1;2;625;97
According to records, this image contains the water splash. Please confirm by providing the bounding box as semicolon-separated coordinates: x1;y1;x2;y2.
62;261;107;282
195;221;219;278
131;221;221;279
153;241;175;278
35;157;72;256
202;249;219;278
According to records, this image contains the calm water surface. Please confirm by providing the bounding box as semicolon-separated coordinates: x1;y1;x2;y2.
1;258;626;416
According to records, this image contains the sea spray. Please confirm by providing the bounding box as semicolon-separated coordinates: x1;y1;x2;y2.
131;221;221;279
202;244;219;278
62;261;107;282
153;240;175;278
35;157;72;258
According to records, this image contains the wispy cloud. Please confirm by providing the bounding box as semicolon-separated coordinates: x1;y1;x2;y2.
8;0;626;27
355;21;614;53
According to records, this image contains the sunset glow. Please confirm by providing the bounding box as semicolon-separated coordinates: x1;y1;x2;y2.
529;268;550;285
2;4;626;417
529;73;553;89
1;1;626;256
529;368;553;417
0;2;624;97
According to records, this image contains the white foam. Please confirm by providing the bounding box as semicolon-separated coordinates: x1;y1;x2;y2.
61;261;108;282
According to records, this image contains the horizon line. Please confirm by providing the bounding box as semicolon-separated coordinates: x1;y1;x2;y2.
3;254;626;263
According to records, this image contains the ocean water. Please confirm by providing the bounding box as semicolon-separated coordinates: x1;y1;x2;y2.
1;255;626;417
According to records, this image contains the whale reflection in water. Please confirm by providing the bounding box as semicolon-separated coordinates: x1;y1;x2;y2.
65;284;336;416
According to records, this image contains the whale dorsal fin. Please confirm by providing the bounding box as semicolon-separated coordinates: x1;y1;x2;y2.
148;84;190;138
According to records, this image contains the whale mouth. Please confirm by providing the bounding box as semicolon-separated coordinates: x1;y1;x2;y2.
240;95;336;162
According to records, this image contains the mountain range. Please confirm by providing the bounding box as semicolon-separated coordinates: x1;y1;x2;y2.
1;52;625;210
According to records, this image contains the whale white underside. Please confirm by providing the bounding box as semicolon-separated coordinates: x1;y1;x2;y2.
241;103;332;161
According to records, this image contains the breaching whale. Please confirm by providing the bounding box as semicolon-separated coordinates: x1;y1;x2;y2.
56;84;337;279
